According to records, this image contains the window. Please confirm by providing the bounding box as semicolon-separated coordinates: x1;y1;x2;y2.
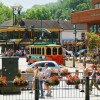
34;48;36;54
95;4;100;9
48;63;55;67
32;48;34;54
58;47;62;55
37;48;39;54
42;48;44;55
31;48;33;54
36;62;55;68
53;47;57;55
39;48;41;54
46;47;51;55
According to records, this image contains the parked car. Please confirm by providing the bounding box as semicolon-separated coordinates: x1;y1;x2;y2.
75;49;87;57
26;61;61;73
65;50;74;57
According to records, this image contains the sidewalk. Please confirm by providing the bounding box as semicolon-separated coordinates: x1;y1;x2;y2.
45;97;100;100
65;59;92;69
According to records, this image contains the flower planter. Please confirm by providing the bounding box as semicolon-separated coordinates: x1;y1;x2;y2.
60;72;70;77
65;80;80;85
21;73;33;89
97;72;100;76
0;86;21;94
14;83;28;88
45;81;60;86
88;72;92;76
45;76;60;86
51;73;58;76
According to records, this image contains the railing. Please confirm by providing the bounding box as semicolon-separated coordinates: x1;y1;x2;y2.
0;72;100;100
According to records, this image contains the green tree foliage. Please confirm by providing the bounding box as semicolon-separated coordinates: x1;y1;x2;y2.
25;6;51;20
24;0;92;20
86;32;100;50
0;3;12;24
0;0;92;24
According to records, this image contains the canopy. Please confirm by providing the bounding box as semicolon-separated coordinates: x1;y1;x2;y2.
62;39;78;43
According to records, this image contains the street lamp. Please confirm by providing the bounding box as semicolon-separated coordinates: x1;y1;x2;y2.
73;24;77;67
11;3;23;25
4;33;8;51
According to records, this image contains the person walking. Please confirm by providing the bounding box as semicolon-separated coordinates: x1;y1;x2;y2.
44;63;51;97
89;64;100;94
80;63;88;92
38;67;44;98
30;65;39;93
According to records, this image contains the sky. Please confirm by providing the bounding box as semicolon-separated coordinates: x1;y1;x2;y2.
0;0;57;11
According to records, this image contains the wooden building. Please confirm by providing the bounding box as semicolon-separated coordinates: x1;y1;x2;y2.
0;20;86;52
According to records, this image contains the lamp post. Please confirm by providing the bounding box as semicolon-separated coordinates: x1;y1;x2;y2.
11;4;23;25
40;14;43;43
73;24;77;67
4;33;8;51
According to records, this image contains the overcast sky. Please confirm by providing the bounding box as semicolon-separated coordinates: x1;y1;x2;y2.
0;0;57;11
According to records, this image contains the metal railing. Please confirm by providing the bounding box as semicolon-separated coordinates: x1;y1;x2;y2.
0;72;100;100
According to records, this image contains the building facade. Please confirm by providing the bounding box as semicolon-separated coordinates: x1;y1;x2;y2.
71;0;100;34
0;20;86;52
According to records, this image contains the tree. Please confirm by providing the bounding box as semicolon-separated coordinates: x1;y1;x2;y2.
0;3;12;24
86;32;100;51
25;7;51;20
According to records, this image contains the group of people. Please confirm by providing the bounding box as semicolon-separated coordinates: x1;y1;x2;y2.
2;49;26;57
30;63;51;98
29;60;100;97
80;62;100;94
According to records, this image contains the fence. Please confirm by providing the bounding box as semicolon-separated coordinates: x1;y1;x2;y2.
0;72;100;100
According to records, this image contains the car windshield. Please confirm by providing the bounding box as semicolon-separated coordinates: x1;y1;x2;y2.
79;49;85;53
36;62;56;67
28;62;56;68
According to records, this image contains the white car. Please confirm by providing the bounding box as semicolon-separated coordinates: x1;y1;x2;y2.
66;50;74;57
26;61;61;72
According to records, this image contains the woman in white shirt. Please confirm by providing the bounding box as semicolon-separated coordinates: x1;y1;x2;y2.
30;65;38;93
44;63;51;97
38;67;44;98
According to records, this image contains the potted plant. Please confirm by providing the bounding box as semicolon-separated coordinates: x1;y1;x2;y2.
60;68;70;76
26;68;34;73
13;76;28;87
45;76;60;86
66;74;80;89
51;68;58;76
0;76;7;87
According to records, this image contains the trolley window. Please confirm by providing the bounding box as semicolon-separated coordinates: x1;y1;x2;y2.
53;47;57;55
46;47;51;55
58;47;62;55
42;48;44;55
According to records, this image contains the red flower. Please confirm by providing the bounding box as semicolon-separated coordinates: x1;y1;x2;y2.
0;76;7;86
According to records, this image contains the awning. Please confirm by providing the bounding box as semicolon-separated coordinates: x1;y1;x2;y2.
8;39;22;44
19;39;33;45
62;39;78;43
0;42;14;45
0;27;25;32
